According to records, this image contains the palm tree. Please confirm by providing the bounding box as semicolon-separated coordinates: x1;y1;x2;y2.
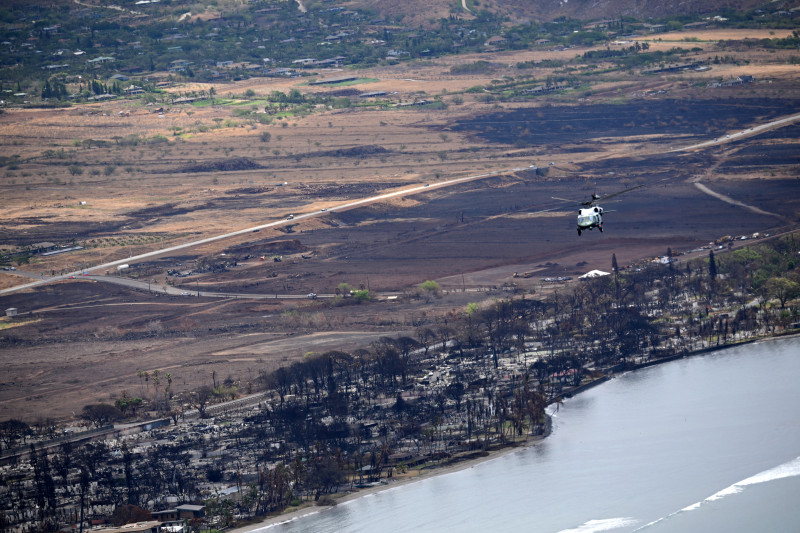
151;371;161;406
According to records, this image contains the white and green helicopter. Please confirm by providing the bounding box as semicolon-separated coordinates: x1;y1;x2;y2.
554;185;643;236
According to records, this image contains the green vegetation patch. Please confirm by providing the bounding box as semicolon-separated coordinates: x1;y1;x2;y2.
191;99;236;107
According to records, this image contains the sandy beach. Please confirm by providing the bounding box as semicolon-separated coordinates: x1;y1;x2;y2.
228;433;548;532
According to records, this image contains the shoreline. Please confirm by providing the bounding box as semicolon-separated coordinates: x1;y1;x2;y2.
229;432;549;532
228;333;800;532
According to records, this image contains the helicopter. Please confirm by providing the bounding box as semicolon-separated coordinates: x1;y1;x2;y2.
554;184;644;236
576;195;603;236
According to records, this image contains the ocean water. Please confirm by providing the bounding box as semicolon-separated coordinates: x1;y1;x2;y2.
253;336;800;533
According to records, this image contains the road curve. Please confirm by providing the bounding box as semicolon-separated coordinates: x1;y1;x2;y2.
692;182;782;218
0;168;514;296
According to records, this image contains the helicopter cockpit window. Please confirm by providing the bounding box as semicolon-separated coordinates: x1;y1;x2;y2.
578;215;597;226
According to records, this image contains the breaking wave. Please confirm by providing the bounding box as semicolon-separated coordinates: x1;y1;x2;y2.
558;517;639;533
636;455;800;530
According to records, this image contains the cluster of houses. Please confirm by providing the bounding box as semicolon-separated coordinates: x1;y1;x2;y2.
708;75;756;88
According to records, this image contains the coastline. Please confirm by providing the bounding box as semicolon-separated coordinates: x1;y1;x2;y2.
228;333;800;532
229;431;550;532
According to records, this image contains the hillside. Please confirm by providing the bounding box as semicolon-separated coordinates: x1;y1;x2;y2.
2;0;798;101
348;0;778;25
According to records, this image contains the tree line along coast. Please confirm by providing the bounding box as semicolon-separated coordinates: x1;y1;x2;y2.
1;231;799;531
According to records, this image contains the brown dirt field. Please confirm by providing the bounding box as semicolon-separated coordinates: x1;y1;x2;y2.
1;33;799;423
649;28;795;41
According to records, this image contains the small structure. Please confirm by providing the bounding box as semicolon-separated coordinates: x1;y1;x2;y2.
5;308;18;317
176;504;205;519
579;270;610;280
151;504;204;522
93;521;162;533
30;242;57;254
41;245;83;257
151;509;178;522
87;56;115;64
308;75;357;85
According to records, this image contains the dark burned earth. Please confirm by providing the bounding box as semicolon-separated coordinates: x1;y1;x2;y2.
1;97;798;421
179;99;800;295
451;98;800;146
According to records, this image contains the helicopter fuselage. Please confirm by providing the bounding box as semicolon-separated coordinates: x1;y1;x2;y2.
577;205;603;235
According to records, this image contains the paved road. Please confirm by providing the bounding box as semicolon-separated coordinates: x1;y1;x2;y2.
4;110;799;298
675;112;800;223
78;274;343;299
672;112;800;152
0;168;515;297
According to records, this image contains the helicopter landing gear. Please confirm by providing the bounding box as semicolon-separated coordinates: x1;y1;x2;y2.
577;228;582;236
599;225;603;232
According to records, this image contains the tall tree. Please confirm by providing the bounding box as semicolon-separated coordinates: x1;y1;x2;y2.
709;249;717;280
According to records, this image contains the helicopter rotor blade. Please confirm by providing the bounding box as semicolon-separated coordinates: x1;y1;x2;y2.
594;183;645;202
527;205;571;216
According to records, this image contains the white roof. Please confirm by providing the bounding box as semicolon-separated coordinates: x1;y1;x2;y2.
579;269;610;279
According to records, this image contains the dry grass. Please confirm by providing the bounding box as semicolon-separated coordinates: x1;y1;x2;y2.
649;28;795;41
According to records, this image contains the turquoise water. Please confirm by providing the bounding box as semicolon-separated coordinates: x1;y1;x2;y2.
255;336;800;533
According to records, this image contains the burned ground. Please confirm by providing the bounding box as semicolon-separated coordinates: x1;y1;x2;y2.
717;123;800;171
1;35;799;422
222;238;308;257
451;99;800;146
0;219;126;246
178;151;791;297
172;157;265;174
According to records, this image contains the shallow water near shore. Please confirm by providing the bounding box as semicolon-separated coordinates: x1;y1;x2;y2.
256;336;800;532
